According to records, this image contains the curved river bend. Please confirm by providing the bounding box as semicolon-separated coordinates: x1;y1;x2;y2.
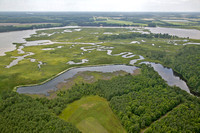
17;62;191;95
141;62;190;93
17;65;138;95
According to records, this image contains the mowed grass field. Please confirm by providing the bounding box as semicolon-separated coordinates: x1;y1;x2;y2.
59;95;126;133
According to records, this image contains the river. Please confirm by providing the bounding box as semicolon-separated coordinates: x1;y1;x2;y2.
145;27;200;39
17;62;191;95
0;26;79;56
17;65;138;95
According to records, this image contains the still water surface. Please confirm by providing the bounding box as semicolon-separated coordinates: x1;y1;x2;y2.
17;62;191;95
17;65;138;95
146;27;200;39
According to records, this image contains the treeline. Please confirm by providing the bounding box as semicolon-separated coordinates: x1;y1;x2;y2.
78;22;144;27
1;12;199;32
42;64;199;133
144;45;200;96
1;65;199;132
0;91;80;133
98;32;178;40
145;101;200;133
168;45;200;95
0;24;62;32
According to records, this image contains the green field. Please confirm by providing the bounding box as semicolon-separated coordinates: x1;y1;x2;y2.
59;95;126;133
94;19;147;26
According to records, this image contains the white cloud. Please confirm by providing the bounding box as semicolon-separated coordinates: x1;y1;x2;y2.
0;0;199;12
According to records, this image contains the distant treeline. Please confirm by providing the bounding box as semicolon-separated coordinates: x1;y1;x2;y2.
98;32;178;40
1;12;199;32
77;22;155;27
0;24;62;32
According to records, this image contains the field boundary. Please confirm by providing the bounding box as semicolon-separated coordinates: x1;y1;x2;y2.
141;103;182;133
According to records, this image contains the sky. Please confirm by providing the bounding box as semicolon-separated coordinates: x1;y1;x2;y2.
0;0;200;12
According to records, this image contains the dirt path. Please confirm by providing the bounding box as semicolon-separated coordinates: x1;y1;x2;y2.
140;104;182;133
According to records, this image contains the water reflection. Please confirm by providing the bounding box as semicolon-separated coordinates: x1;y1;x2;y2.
17;65;138;95
141;62;190;93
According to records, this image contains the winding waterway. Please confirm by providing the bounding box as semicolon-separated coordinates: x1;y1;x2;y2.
1;26;200;56
141;62;190;93
0;26;79;56
17;65;138;95
17;61;191;95
0;26;194;95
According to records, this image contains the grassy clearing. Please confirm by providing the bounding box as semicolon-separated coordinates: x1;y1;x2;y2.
59;95;126;133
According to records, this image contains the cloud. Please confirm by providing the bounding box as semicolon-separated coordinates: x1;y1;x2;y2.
0;0;199;12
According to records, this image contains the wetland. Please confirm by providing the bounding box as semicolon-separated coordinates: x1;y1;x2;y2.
0;12;200;133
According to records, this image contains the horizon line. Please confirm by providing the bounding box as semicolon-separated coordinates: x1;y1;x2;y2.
0;11;200;13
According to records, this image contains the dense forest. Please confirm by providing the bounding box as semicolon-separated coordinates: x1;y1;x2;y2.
0;24;62;32
145;101;200;132
98;32;178;40
0;92;80;133
58;65;199;133
144;45;200;96
0;64;199;132
165;46;200;95
97;31;200;96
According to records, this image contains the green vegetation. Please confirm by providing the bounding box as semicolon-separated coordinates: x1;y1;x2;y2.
59;96;126;133
0;63;199;132
54;65;200;133
164;45;200;95
99;32;178;40
0;91;80;133
145;101;200;133
94;18;147;27
1;12;200;31
0;23;62;32
0;12;200;132
0;27;199;96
